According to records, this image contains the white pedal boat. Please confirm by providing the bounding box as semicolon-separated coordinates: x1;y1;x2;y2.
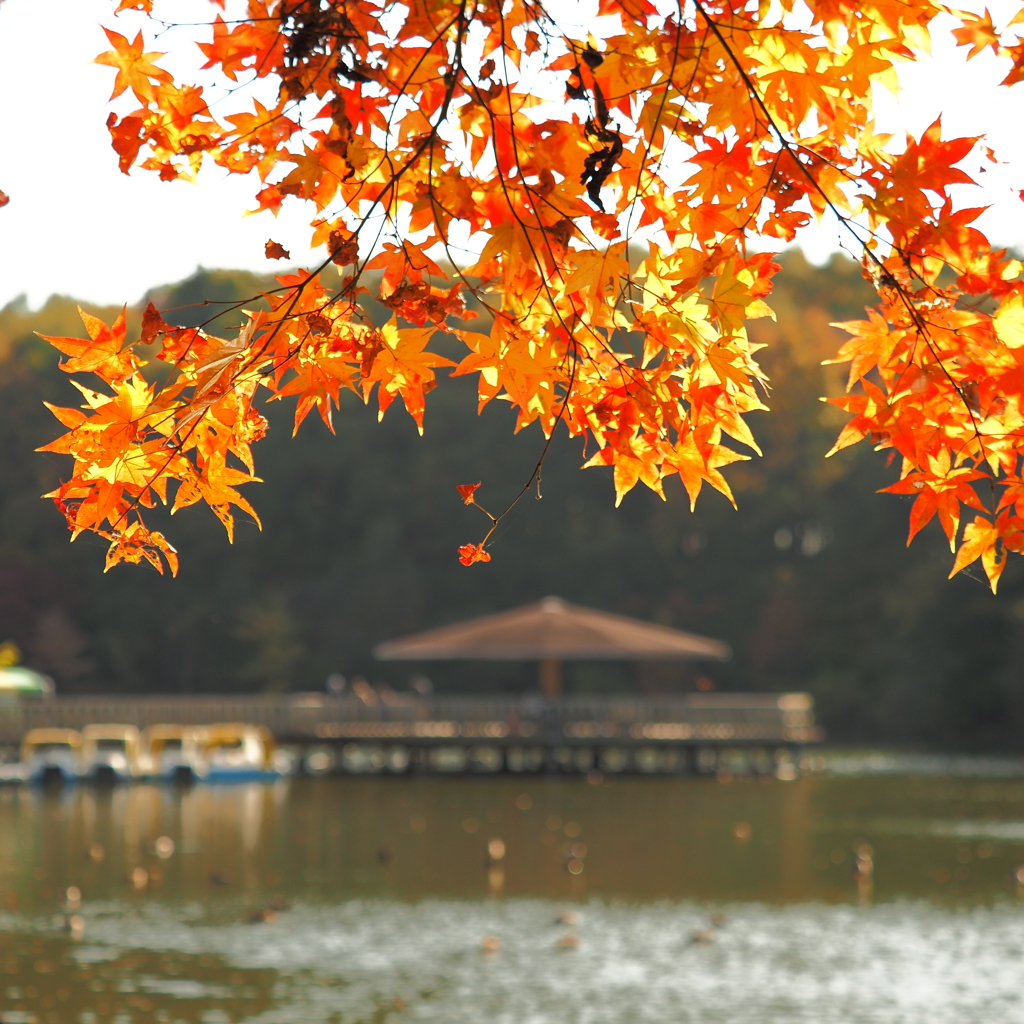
80;724;141;782
22;728;82;784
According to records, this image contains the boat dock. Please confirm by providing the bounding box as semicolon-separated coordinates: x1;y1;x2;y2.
0;692;822;776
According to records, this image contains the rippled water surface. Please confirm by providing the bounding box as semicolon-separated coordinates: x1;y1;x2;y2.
5;768;1024;1023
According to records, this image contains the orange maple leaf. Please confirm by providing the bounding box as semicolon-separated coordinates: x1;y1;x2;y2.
458;542;492;565
457;482;482;504
951;9;1000;59
103;522;178;576
362;317;455;431
94;29;172;105
881;465;987;549
38;307;138;383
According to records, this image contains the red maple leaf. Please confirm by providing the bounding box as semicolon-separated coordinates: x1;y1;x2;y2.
458;542;491;565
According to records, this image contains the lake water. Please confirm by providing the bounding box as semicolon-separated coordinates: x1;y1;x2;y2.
4;765;1024;1023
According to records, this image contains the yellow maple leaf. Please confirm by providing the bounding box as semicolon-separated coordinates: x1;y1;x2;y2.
363;318;455;432
993;292;1024;348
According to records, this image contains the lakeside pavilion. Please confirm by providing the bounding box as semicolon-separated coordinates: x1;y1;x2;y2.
374;596;730;698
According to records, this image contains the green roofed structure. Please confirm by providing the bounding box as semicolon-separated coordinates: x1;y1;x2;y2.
0;666;54;697
0;642;53;699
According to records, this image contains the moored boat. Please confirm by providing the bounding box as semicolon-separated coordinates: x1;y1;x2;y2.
80;724;141;782
139;724;206;782
0;762;28;783
21;728;81;783
199;723;279;782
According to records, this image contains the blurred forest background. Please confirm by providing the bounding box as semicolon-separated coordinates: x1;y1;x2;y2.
1;251;1022;749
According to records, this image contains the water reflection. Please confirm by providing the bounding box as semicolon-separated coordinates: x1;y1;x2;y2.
10;773;1024;905
4;774;1024;1021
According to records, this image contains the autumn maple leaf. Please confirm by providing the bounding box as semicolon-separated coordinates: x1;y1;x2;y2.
361;317;455;432
94;29;172;105
951;9;1000;59
880;118;978;203
103;521;178;576
38;307;138;384
881;464;987;549
458;542;491;566
826;311;903;390
950;516;1005;592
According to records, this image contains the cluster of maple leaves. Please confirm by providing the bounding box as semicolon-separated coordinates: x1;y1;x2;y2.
35;0;1024;591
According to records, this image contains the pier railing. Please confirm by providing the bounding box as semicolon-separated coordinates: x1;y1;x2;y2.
0;692;822;747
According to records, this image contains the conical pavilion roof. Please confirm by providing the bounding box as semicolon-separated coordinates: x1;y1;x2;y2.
374;597;730;661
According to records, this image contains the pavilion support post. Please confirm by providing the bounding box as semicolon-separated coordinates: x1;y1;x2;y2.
539;658;562;699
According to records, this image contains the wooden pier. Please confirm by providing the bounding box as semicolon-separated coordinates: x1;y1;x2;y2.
0;692;822;775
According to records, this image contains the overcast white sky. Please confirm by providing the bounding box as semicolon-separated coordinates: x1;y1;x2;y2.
1;0;1023;309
